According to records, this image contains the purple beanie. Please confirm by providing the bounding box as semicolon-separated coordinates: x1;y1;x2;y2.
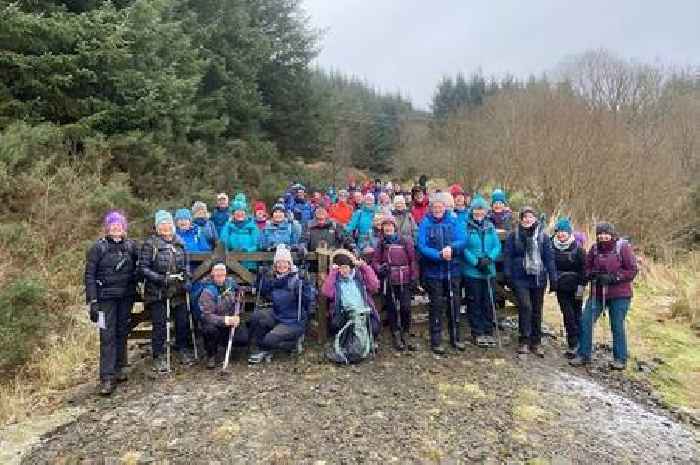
103;210;128;234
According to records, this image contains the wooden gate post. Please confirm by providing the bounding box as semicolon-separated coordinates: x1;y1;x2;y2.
315;246;330;344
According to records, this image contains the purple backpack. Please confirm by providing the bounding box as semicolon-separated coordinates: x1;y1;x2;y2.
383;242;411;285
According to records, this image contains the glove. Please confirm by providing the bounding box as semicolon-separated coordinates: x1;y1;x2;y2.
89;301;99;323
378;263;389;278
476;257;492;272
596;273;616;286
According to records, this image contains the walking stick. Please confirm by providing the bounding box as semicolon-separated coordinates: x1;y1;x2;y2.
223;288;243;371
165;295;172;373
486;276;502;350
186;291;198;360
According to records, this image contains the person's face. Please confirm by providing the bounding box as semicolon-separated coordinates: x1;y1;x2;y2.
157;222;173;238
107;222;124;240
431;202;445;219
556;230;571;242
212;267;227;286
520;212;536;228
296;190;305;200
394;201;406;212
379;194;390;205
493;201;504;212
275;260;291;274
338;264;352;278
364;197;374;207
233;210;246;222
353;192;363;204
255;210;266;221
217;197;228;209
339;192;348;202
176;219;191;230
416;191;424;202
313;192;322;201
597;232;612;242
454;194;465;207
472;207;486;221
315;208;328;221
272;210;285;222
382;223;396;236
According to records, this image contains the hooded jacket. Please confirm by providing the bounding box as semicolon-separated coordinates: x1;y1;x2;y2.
462;216;501;279
305;218;344;252
260;218;301;251
328;201;354;225
503;224;556;289
219;217;260;270
139;234;190;303
260;271;316;328
84;237;139;302
392;209;417;241
411;197;429;224
585;238;637;299
416;212;467;280
198;277;239;327
321;264;380;335
211;207;231;236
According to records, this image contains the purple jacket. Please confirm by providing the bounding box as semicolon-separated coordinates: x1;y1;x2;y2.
321;264;380;331
585;239;637;299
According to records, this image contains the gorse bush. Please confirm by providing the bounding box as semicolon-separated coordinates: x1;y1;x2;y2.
0;278;48;370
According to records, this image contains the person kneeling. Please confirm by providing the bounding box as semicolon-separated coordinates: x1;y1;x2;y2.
322;249;381;364
199;264;249;369
248;245;316;364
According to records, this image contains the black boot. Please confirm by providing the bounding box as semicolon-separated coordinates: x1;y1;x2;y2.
402;331;417;351
392;331;406;351
99;379;114;396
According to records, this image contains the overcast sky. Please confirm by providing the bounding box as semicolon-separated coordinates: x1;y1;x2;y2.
302;0;700;110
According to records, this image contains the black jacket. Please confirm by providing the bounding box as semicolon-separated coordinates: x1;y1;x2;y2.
551;239;586;292
84;237;139;303
304;219;345;252
139;234;190;303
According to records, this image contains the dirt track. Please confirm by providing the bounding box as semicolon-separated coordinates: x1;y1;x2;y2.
19;325;699;465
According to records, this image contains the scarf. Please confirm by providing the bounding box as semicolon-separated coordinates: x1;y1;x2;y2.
523;224;544;277
552;234;575;251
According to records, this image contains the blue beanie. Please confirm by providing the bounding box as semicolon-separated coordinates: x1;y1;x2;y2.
491;189;507;204
554;217;573;233
174;208;192;221
231;200;247;213
469;194;490;211
154;209;173;226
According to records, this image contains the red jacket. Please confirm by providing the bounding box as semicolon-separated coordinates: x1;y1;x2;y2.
328;201;354;226
411;198;429;224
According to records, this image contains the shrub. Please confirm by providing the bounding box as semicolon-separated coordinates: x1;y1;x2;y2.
0;278;48;370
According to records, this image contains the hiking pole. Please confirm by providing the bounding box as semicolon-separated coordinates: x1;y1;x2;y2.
165;292;172;373
486;276;502;350
446;254;457;348
223;288;243;371
601;283;608;353
186;291;198;360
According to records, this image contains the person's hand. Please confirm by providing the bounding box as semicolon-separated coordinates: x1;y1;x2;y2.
331;264;339;271
477;257;491;272
89;302;99;323
441;246;452;261
225;315;240;327
596;273;616;286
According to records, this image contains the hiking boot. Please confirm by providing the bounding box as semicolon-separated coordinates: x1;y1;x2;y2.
485;335;498;348
564;346;578;359
178;350;195;366
531;345;545;358
402;332;417;351
152;356;169;373
99;380;114;396
609;360;626;371
452;341;466;351
206;355;217;370
248;351;272;365
431;345;446;355
517;344;530;355
475;335;489;348
569;356;591;367
295;335;305;355
392;331;406;351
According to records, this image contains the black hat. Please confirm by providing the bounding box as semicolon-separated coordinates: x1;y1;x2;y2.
332;249;355;268
596;222;615;236
519;206;536;219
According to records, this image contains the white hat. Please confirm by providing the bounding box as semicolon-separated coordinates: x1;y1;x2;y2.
429;191;452;206
393;195;406;206
274;244;293;264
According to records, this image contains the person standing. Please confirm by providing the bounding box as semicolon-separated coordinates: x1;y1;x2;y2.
503;207;557;357
84;210;139;394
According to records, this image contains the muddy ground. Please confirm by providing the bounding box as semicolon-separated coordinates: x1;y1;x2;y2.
18;321;699;465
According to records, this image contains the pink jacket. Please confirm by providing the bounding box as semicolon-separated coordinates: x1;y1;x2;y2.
321;264;380;319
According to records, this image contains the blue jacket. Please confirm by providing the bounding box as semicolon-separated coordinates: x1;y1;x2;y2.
219;217;260;270
503;225;556;289
176;225;213;254
462;218;501;279
260;219;301;251
454;207;470;226
417;212;467;280
292;198;314;226
211;207;230;236
260;271;316;328
193;218;218;245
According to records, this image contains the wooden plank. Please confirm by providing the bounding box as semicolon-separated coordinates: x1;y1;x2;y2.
315;246;329;344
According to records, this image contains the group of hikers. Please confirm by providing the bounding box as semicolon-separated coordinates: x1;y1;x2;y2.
84;177;638;395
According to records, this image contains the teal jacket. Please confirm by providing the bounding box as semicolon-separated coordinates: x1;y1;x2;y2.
462;217;501;279
219;217;260;270
345;205;377;249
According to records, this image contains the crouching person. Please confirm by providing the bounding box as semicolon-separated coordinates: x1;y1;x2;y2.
140;210;194;372
198;263;249;369
323;249;381;364
248;245;316;364
371;217;419;351
84;210;139;395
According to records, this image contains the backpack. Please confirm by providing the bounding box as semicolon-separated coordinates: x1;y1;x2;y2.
383;241;411;285
328;306;373;365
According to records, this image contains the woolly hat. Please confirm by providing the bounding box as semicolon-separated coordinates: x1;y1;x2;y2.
211;262;227;273
270;203;285;213
103;210;127;234
338;189;349;197
273;244;293;264
234;193;247;205
154;210;173;226
554;217;573;233
332;248;356;268
254;201;267;214
449;184;465;197
596;222;615;236
519;206;536;219
393;194;406;206
429;191;452;206
230;200;247;214
469;194;490;211
174;208;192;221
191;201;209;219
380;215;396;228
491;189;507;204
